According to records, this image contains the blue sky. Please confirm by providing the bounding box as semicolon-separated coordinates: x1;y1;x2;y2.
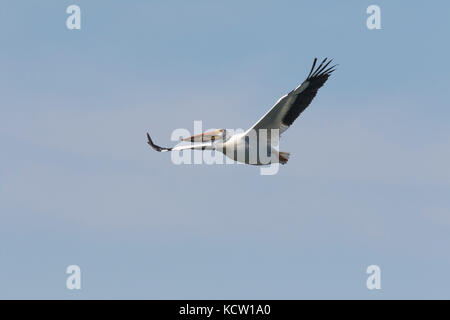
1;1;450;299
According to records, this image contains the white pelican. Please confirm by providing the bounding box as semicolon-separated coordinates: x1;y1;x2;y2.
147;58;337;165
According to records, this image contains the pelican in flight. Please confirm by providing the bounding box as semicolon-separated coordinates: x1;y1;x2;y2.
147;58;337;165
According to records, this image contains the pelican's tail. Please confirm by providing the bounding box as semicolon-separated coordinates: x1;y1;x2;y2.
279;152;290;165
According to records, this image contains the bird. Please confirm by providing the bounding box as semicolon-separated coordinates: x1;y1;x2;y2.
146;57;337;165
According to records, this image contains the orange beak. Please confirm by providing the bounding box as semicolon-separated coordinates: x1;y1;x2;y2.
181;129;223;142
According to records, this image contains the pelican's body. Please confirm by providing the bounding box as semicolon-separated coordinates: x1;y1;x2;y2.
220;132;285;165
147;58;337;166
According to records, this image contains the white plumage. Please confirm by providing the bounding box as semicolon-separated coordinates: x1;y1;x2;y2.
147;58;337;165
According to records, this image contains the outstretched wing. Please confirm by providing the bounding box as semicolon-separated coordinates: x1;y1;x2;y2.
147;132;214;152
246;58;336;136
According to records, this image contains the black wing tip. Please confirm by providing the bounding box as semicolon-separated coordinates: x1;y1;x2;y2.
308;57;337;80
146;132;168;152
307;58;318;78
